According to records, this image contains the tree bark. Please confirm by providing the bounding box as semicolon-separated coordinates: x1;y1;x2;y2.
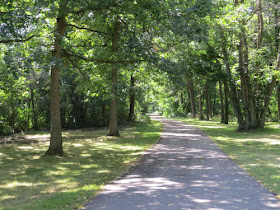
61;94;66;129
277;83;280;125
45;8;66;156
219;81;225;123
223;79;229;124
198;88;204;120
101;101;106;127
30;87;38;130
187;79;197;118
238;25;251;131
205;84;210;121
128;75;136;122
220;28;245;130
257;0;264;49
108;21;121;136
275;0;280;52
259;45;280;128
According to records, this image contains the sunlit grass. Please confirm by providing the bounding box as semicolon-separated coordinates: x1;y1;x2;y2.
177;117;280;196
0;120;162;209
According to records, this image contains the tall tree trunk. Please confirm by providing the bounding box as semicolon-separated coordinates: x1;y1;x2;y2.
108;21;121;136
219;81;225;123
45;8;66;156
101;101;106;127
30;87;38;130
275;0;280;52
209;91;213;118
277;83;280;125
205;84;210;121
238;24;251;131
259;45;280;128
128;75;135;122
61;94;66;129
257;0;264;49
187;79;197;118
198;88;204;120
9;93;16;132
223;79;229;124
81;98;86;128
220;27;245;130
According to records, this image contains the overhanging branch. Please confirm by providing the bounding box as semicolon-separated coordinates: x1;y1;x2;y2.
0;35;37;44
67;24;109;35
63;50;144;64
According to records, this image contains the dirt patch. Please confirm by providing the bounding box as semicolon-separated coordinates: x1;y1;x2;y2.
0;134;49;145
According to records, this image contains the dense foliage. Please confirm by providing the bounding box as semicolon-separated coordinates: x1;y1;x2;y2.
0;0;279;154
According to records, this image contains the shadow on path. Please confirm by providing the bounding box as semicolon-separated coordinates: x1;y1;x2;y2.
84;115;280;209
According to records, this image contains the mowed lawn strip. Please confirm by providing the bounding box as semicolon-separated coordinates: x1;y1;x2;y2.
177;117;280;197
0;120;162;210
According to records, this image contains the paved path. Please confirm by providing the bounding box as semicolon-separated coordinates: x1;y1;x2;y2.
84;115;280;209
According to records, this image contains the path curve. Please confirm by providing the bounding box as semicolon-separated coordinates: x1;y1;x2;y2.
84;115;280;209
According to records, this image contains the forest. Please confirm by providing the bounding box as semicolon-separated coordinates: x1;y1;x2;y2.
0;0;280;157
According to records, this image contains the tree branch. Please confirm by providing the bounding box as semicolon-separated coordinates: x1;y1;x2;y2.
70;2;125;15
67;24;109;35
63;50;144;64
0;35;37;44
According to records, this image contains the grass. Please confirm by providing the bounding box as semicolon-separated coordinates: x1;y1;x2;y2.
0;120;162;210
176;117;280;197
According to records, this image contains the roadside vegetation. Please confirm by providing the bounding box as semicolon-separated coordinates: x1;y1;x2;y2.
0;119;162;210
178;117;280;198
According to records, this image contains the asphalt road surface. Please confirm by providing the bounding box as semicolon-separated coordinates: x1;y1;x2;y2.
84;115;280;210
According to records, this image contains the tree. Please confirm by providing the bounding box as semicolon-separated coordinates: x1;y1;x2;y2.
45;1;67;155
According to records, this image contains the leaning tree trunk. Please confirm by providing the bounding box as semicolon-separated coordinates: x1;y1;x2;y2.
128;75;136;122
108;21;121;136
45;9;66;156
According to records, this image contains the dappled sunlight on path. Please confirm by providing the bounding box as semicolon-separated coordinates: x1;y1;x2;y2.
84;115;280;209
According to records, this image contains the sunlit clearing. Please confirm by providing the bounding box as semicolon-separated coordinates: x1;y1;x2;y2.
81;164;98;169
239;137;280;145
0;152;6;156
17;146;33;150
48;170;68;176
3;182;42;188
1;195;16;201
96;142;108;146
31;155;41;160
97;169;111;174
25;134;49;141
200;125;224;129
72;143;83;147
56;178;71;184
80;153;91;157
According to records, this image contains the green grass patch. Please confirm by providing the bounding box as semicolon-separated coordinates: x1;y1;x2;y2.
177;118;280;197
0;120;162;209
